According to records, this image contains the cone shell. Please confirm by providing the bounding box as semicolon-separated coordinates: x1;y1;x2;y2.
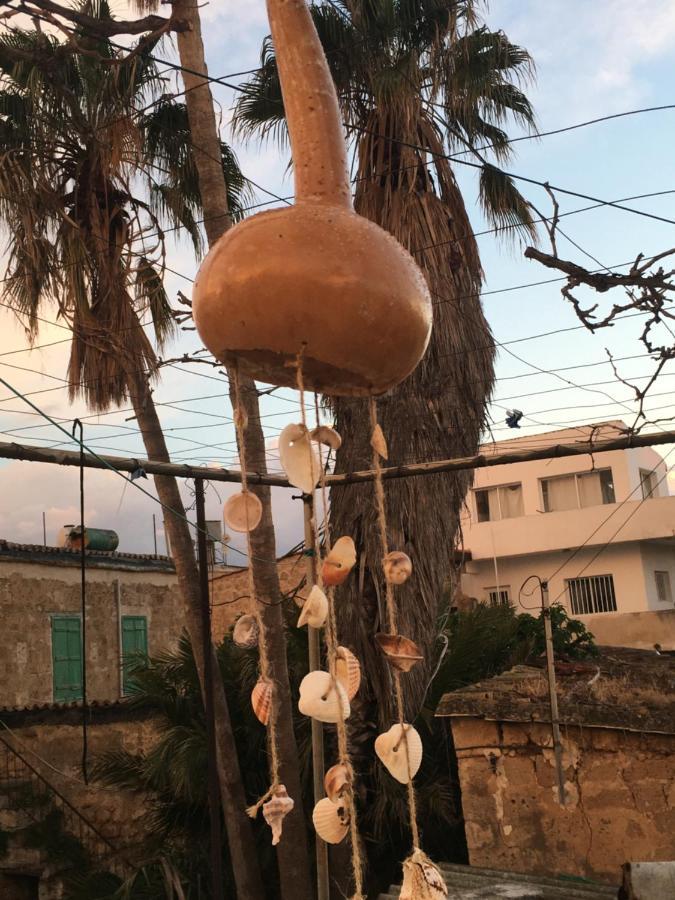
375;633;423;672
297;585;329;629
324;764;350;803
251;678;273;726
311;425;342;450
223;491;262;533
322;536;357;587
279;422;320;494
312;796;349;844
400;850;448;899
335;646;361;700
298;671;350;723
232;614;259;649
375;723;423;784
370;423;388;460
263;784;294;847
383;551;413;585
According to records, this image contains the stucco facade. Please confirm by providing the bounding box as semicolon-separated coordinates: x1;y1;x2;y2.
460;422;675;648
0;541;184;706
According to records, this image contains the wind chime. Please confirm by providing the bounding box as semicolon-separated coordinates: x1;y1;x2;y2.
191;0;444;896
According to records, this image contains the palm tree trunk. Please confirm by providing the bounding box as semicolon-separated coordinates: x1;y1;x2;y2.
171;3;313;897
129;375;265;900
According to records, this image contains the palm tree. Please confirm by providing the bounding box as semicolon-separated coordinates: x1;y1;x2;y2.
0;9;266;897
234;0;537;730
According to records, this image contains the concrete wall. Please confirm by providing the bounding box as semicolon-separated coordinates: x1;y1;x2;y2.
210;554;307;641
640;542;675;609
451;717;675;885
0;559;184;707
581;608;675;650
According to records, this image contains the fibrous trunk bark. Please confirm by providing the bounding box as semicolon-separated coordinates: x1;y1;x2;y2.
171;2;313;898
129;377;265;900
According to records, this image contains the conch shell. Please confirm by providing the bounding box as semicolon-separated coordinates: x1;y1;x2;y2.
298;671;350;723
400;849;448;899
262;784;295;846
335;646;361;700
375;633;423;672
383;551;413;585
375;723;423;784
279;423;320;494
324;764;350;803
370;423;388;460
251;677;274;726
311;425;342;450
297;585;329;629
312;796;349;844
232;614;259;649
223;491;262;533
321;536;356;587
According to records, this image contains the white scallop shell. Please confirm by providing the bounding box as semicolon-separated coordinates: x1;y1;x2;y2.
383;551;413;585
335;646;361;700
375;723;423;784
223;491;262;533
312;797;349;844
279;423;320;494
297;585;329;629
298;671;350;723
310;425;342;450
232;614;259;649
370;423;388;460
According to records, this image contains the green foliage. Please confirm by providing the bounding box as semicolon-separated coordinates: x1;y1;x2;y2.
515;605;600;661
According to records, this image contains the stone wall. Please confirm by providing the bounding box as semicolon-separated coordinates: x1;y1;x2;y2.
210;554;307;640
451;717;675;885
0;556;184;706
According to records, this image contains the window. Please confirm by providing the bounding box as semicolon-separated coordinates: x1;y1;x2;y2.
487;587;511;606
121;616;148;695
655;571;673;605
640;469;658;500
541;469;615;512
566;575;617;615
51;616;82;702
475;483;524;522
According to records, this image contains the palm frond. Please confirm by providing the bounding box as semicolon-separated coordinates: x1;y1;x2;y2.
479;163;538;244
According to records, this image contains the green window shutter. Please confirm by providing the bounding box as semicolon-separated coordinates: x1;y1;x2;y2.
121;616;148;695
51;616;82;702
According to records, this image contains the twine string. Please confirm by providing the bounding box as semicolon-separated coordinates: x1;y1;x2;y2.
232;366;282;812
295;357;365;900
368;396;421;851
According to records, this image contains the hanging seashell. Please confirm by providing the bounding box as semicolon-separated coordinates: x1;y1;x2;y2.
251;678;274;726
312;796;349;844
324;763;350;803
310;425;342;450
382;551;413;585
223;491;262;533
279;423;320;494
321;536;357;587
400;849;448;899
297;585;329;629
262;784;295;847
335;646;361;700
375;633;423;673
375;723;423;784
233;406;248;432
298;671;350;723
232;614;259;649
370;423;388;460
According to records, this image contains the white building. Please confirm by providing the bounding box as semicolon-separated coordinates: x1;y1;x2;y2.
460;421;675;650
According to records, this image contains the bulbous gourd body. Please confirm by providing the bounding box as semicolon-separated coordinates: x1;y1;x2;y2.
192;203;432;395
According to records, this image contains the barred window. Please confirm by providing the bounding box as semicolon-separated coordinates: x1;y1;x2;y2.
566;574;617;615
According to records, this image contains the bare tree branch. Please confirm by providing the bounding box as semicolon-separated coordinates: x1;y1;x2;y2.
0;0;188;37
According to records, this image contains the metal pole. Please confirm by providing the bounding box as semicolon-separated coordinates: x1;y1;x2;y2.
42;511;46;546
541;581;566;805
152;513;158;556
72;419;88;784
303;495;329;900
195;477;225;900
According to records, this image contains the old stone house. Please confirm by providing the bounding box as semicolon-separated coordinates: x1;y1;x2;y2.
437;647;675;888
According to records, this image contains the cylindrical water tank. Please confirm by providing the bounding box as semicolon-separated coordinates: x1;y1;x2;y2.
62;526;120;552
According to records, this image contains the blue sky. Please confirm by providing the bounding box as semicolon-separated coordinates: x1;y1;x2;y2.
1;0;674;555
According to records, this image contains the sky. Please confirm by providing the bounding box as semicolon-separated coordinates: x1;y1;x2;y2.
1;0;675;557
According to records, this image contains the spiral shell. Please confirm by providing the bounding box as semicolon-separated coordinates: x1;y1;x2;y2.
262;784;294;847
232;614;259;649
400;849;448;899
312;796;349;844
335;646;361;700
382;550;413;585
251;678;273;726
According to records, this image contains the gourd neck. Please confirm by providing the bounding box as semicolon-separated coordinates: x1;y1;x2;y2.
267;0;352;209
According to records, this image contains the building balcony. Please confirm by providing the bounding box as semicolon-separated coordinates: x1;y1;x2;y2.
464;495;675;561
